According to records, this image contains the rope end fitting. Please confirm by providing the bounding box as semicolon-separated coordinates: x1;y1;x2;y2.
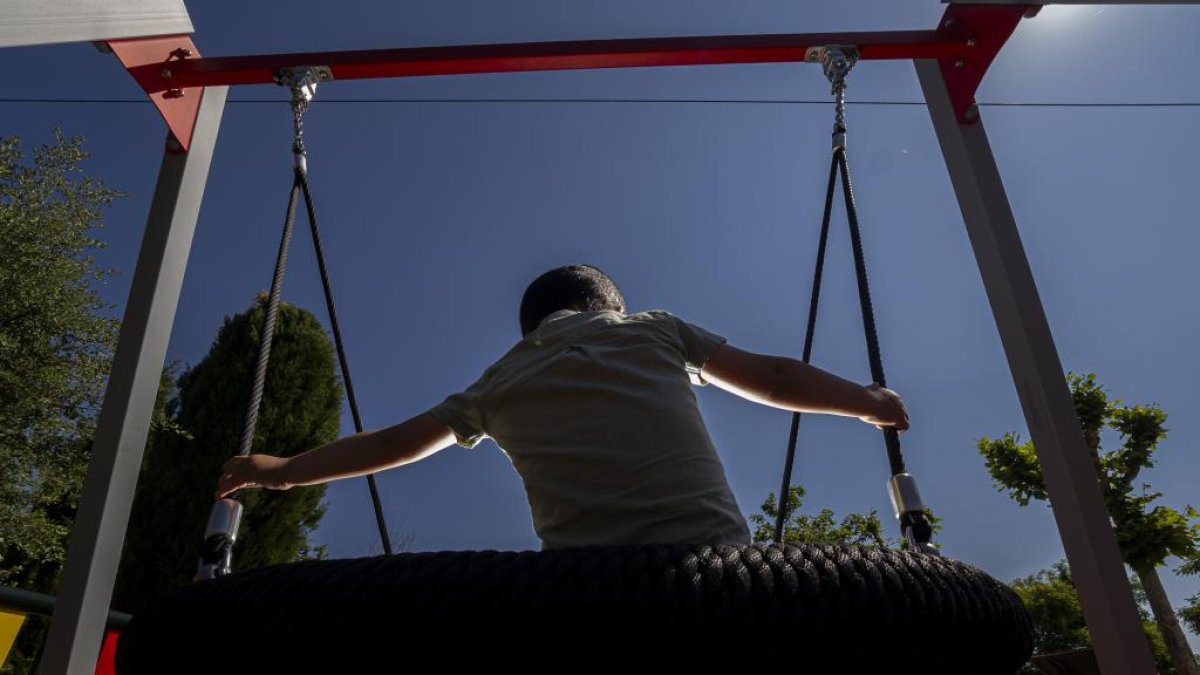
275;66;333;166
195;498;245;580
888;472;940;556
805;45;859;150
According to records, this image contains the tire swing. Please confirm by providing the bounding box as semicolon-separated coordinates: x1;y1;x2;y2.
116;53;1032;675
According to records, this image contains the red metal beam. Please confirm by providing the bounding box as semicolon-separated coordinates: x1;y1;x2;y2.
110;5;1032;150
151;30;968;91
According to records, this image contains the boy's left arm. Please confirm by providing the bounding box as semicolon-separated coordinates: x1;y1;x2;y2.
216;412;455;498
701;343;908;430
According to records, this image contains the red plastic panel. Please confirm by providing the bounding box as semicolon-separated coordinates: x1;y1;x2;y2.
93;629;120;675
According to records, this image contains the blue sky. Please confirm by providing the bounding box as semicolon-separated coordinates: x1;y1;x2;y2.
3;0;1199;645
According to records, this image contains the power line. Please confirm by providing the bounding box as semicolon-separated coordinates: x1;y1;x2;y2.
0;97;1198;107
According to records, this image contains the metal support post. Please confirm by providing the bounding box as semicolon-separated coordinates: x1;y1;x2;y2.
37;85;228;675
915;59;1157;674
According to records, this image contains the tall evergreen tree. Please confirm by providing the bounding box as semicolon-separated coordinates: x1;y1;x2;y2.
114;300;342;613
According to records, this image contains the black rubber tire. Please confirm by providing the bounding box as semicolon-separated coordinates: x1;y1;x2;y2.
116;544;1032;674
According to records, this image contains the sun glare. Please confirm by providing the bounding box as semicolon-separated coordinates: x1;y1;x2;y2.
1025;5;1096;31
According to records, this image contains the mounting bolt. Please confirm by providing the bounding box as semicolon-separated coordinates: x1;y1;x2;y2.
943;18;957;29
963;104;980;122
160;68;173;80
164;88;185;99
954;58;966;68
169;48;193;60
966;38;978;48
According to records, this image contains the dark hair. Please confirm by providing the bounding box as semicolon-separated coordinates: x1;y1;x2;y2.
519;265;626;336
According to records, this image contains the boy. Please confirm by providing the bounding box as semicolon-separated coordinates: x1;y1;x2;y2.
217;264;908;549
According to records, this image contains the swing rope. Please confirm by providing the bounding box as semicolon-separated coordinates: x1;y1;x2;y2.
773;152;836;544
283;76;391;552
296;154;394;556
196;71;392;581
282;70;394;555
773;47;934;553
234;173;297;462
838;146;905;477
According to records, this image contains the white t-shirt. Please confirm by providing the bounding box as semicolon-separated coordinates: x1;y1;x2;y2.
429;309;751;550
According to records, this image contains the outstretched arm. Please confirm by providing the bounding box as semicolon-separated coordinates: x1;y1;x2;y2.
700;343;909;430
216;412;455;498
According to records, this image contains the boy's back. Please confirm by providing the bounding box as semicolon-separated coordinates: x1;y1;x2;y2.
431;309;752;550
217;264;908;552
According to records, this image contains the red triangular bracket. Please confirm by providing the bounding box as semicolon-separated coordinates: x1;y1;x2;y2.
932;4;1031;124
107;35;204;152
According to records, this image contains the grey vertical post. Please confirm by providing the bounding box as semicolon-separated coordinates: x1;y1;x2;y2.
915;60;1156;674
37;86;228;675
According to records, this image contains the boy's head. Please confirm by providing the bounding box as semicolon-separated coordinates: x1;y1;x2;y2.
520;265;626;336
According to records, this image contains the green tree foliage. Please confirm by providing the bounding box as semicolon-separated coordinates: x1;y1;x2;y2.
0;133;122;589
1182;559;1200;636
980;374;1199;569
0;132;123;674
750;485;889;547
1012;562;1091;656
1012;561;1173;674
113;301;341;613
979;374;1200;673
1183;598;1200;637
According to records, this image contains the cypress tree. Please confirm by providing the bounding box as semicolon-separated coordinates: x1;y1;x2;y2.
114;300;341;612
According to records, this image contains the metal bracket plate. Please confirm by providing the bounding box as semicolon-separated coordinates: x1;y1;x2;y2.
275;65;334;103
106;35;204;151
803;44;858;64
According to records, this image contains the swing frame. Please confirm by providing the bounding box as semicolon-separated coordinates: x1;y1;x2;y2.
22;2;1193;673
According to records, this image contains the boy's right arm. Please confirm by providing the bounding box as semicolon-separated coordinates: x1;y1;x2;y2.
700;344;909;430
215;412;456;498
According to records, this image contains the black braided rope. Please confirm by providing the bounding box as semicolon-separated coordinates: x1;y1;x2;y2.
835;148;905;476
199;171;298;575
295;166;393;556
116;545;1032;674
775;153;838;544
233;176;299;461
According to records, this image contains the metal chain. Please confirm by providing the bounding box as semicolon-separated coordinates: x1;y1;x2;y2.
277;66;325;161
820;47;857;150
291;92;308;156
832;79;847;149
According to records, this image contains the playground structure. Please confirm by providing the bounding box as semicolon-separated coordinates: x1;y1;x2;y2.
3;1;1196;673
